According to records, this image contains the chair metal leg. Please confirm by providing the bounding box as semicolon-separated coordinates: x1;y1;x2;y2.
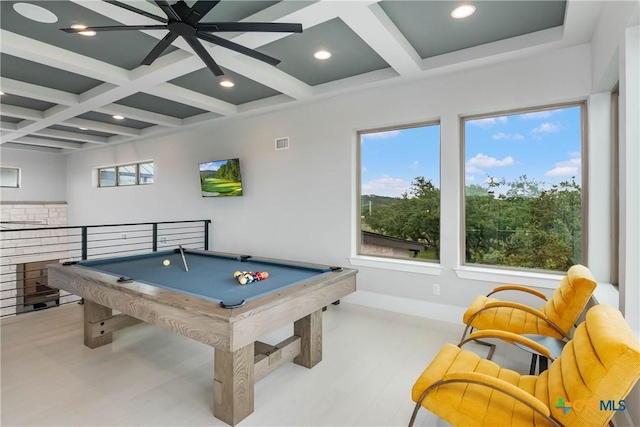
408;389;430;427
529;354;537;375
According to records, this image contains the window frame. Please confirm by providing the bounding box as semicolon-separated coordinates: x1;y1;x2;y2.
459;101;588;274
98;161;154;188
356;119;442;263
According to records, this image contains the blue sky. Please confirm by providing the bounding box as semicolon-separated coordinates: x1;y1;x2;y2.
361;106;582;197
199;159;231;172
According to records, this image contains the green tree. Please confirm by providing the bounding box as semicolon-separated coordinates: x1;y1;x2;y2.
216;159;242;182
363;177;441;259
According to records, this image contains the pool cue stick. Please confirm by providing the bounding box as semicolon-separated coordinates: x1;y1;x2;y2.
179;245;189;272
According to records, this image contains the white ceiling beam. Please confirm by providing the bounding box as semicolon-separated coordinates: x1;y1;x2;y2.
339;3;422;76
0;78;79;106
98;104;182;128
14;136;84;150
33;128;108;145
144;83;237;116
63;118;140;136
1;142;61;153
0;105;43;121
0;30;130;85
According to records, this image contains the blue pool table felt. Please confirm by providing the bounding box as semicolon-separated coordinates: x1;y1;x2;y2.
79;250;331;306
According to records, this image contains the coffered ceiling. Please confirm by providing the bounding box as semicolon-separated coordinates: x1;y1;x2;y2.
0;0;604;153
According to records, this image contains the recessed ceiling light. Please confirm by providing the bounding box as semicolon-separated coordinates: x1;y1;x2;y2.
79;127;88;130
451;4;476;19
314;50;332;60
112;115;125;120
0;91;5;96
219;80;235;88
71;24;96;36
13;3;58;23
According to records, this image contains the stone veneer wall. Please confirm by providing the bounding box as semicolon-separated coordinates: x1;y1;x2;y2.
0;202;79;316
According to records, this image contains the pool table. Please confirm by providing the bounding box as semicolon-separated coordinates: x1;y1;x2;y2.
47;249;357;426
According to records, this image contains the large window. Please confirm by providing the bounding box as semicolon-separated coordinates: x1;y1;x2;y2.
463;104;584;272
98;161;154;187
358;122;440;261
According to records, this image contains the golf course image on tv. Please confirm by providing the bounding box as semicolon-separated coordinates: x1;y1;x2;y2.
199;158;243;197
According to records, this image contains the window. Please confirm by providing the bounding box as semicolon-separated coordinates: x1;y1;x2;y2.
463;104;585;272
99;167;116;187
98;162;154;187
358;122;441;261
117;164;136;186
139;162;154;184
0;167;20;188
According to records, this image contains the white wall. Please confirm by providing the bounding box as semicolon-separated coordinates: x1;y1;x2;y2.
65;44;595;312
0;148;67;202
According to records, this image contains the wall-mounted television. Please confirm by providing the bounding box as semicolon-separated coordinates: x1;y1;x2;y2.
198;158;243;197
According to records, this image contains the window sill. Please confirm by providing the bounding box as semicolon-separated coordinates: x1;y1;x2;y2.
454;266;565;289
348;256;443;276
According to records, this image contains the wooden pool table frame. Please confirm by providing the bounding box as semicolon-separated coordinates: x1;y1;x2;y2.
47;250;357;426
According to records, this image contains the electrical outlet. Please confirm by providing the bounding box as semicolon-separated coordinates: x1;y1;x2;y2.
433;284;440;295
121;233;127;240
159;236;168;245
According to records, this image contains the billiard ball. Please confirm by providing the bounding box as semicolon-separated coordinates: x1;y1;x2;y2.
238;275;248;285
262;271;269;279
162;259;170;266
256;272;263;281
233;270;242;279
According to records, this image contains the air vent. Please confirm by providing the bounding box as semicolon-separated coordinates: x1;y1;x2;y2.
275;137;290;151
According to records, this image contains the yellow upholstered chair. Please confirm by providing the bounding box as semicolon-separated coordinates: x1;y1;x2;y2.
409;304;640;427
461;264;597;349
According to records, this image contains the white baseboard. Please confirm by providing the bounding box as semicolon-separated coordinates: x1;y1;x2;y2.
342;290;465;325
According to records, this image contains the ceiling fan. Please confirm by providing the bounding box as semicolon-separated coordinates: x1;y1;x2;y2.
61;0;303;77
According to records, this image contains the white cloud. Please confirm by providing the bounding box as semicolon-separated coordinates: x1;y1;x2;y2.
361;175;410;197
531;122;561;138
467;116;508;129
545;156;581;177
466;153;515;171
465;165;484;175
520;111;553;120
466;175;475;182
545;166;579;177
411;161;419;168
361;130;401;140
361;166;368;173
492;132;524;140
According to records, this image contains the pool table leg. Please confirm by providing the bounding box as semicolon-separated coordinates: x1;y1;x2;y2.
84;300;113;349
213;343;254;426
294;309;323;368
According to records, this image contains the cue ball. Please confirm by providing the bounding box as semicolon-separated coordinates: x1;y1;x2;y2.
163;259;170;266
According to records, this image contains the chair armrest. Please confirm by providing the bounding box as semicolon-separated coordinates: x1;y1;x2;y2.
483;301;548;320
479;301;569;338
487;285;547;301
441;371;551;417
465;330;553;360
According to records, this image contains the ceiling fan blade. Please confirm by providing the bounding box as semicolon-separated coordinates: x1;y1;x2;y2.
155;0;181;21
61;25;167;33
197;32;281;67
197;22;303;33
103;0;167;23
141;32;179;66
183;35;224;76
185;0;220;26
